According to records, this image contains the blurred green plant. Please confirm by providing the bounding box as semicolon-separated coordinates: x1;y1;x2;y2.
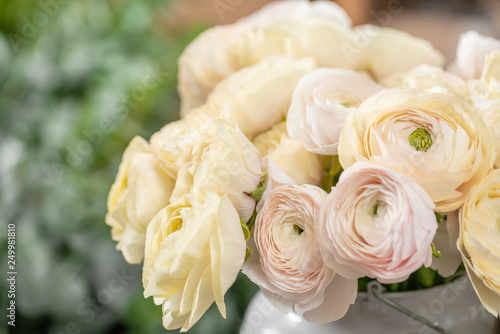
0;0;256;333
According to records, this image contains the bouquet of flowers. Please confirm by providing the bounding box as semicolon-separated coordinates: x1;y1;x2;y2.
105;1;500;331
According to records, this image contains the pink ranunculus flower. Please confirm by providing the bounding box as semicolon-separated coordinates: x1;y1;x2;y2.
243;184;357;323
287;68;384;155
453;30;500;80
319;161;438;284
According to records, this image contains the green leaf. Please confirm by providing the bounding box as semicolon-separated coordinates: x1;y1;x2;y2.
244;247;253;263
434;212;444;223
319;155;343;193
240;221;250;242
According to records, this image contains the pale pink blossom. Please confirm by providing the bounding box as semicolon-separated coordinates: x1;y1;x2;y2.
319;161;437;284
243;184;357;323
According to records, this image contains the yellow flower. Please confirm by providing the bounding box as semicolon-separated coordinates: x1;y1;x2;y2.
105;136;175;263
338;88;495;213
253;122;323;186
458;169;500;317
354;25;444;81
207;56;316;138
143;190;246;331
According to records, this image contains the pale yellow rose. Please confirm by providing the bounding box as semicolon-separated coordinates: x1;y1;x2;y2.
468;50;500;104
468;50;500;168
458;169;500;317
338;88;495;213
105;136;175;263
178;0;352;116
233;17;358;71
207;56;316;138
169;118;262;223
238;0;351;28
178;26;242;116
253;122;323;186
149;104;221;179
476;100;500;169
381;64;470;101
353;25;445;81
453;30;500;80
143;190;246;331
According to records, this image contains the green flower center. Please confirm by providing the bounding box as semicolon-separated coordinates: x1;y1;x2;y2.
293;225;304;235
409;128;433;152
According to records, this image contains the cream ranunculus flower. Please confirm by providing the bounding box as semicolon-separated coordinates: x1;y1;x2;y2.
207;56;316;138
287;68;384;155
353;25;445;81
458;169;500;317
253;122;323;186
105;136;175;264
234;17;358;71
169;118;262;223
178;0;352;116
468;51;500;168
319;161;437;284
475;100;500;169
469;50;500;104
143;189;247;331
338;88;496;213
238;0;351;29
453;30;500;80
381;64;470;101
243;184;357;323
149;104;221;179
178;25;243;116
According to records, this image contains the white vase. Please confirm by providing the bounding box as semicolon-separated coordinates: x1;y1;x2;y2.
240;276;497;334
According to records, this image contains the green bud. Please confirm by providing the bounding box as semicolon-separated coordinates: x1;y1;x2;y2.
431;243;441;258
409;128;433;152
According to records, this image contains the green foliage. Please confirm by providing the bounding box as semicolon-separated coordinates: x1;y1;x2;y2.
0;1;252;333
358;264;467;293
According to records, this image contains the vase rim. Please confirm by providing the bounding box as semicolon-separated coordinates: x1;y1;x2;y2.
357;274;468;300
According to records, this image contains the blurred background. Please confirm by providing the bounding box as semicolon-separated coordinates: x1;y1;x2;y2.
0;0;498;333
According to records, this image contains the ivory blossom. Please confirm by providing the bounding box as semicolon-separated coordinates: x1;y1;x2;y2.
149;104;221;179
458;169;500;317
338;88;496;213
287;68;384;155
453;30;500;80
253;122;323;186
243;184;357;323
207;56;316;138
177;25;242;116
178;0;353;116
170;118;262;223
143;190;246;331
105;136;175;264
319;162;437;284
239;0;352;29
381;64;470;101
234;17;358;70
354;25;445;80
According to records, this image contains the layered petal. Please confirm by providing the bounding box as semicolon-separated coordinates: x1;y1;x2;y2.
319;162;437;283
287;68;383;155
243;184;357;322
